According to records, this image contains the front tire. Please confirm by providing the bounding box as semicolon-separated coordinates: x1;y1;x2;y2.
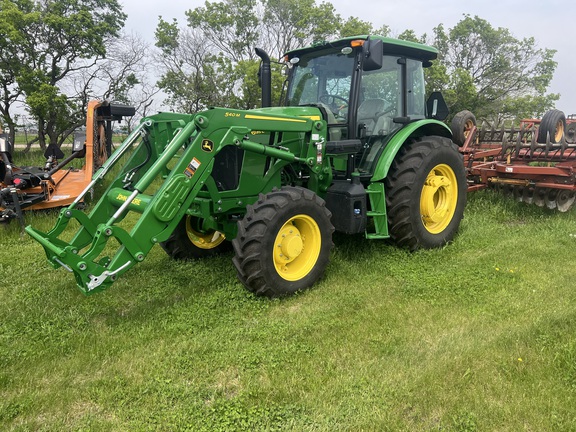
160;216;230;260
385;136;467;250
232;186;334;297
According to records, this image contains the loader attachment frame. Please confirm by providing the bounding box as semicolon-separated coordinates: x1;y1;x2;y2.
26;107;327;294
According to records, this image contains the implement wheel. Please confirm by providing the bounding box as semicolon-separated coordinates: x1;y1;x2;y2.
556;190;576;212
385;136;467;250
450;110;476;146
232;186;334;297
566;122;576;143
160;216;230;259
538;109;566;143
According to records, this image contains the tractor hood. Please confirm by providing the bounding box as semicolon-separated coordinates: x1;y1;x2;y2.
247;106;323;123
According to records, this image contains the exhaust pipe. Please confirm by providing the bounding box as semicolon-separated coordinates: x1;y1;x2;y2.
255;48;271;108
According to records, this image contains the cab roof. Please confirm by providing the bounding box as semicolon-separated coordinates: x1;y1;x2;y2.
285;35;438;64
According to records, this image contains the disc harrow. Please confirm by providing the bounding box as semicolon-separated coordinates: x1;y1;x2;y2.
453;109;576;212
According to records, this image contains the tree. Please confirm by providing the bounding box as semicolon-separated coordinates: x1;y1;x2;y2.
92;32;160;130
155;0;348;113
396;29;426;44
262;0;341;58
0;0;36;145
0;0;126;148
431;15;558;124
156;0;267;112
339;16;389;39
186;0;260;63
155;18;234;112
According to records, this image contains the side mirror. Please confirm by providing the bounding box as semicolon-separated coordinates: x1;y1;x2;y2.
426;91;449;121
362;39;383;72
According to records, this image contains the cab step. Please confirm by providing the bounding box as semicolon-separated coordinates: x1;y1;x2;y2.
365;182;389;239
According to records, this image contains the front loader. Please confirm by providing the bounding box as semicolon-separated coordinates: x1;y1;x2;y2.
26;35;467;297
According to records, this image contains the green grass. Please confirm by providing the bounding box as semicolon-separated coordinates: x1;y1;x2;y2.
11;132;74;147
5;148;47;166
1;192;576;431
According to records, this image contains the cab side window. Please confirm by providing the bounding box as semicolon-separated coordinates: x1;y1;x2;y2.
357;56;401;137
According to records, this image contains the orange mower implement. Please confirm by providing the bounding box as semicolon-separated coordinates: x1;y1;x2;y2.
0;100;134;225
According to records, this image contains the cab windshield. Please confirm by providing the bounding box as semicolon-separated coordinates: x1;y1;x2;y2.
286;48;355;128
286;46;428;149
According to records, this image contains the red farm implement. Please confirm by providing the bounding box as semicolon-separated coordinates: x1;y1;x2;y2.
453;109;576;212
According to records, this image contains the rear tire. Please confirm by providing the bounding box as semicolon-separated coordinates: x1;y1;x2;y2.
232;186;334;297
385;136;467;250
160;216;230;260
538;109;566;143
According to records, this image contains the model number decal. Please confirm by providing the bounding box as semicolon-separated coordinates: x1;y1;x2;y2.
225;112;240;118
116;193;142;206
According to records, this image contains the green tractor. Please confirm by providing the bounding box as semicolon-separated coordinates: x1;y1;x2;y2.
26;35;466;297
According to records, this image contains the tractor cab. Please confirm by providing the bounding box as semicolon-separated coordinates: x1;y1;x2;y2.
283;36;447;176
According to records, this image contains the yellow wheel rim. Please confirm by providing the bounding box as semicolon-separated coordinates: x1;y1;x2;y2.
463;118;475;141
555;120;565;142
273;214;321;281
185;217;226;250
420;164;458;234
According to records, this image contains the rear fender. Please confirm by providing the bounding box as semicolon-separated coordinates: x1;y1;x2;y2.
371;119;452;182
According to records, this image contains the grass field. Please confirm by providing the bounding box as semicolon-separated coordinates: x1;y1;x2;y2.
9;132;128;147
1;190;576;431
10;132;74;147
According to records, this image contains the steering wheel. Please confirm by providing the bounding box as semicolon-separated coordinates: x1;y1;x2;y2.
318;94;349;122
319;94;349;110
379;106;396;117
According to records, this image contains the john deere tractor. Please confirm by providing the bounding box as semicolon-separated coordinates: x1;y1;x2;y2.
26;35;466;297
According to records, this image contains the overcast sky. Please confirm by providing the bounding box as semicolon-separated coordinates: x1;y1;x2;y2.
120;0;576;114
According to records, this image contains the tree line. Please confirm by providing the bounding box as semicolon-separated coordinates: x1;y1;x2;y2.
0;0;559;148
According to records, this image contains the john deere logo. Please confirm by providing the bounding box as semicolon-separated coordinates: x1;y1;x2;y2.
201;139;214;152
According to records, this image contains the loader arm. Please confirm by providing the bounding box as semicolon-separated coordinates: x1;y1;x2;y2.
26;107;328;294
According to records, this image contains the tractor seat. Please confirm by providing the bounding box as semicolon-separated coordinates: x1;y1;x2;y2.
317;103;342;141
357;98;389;136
